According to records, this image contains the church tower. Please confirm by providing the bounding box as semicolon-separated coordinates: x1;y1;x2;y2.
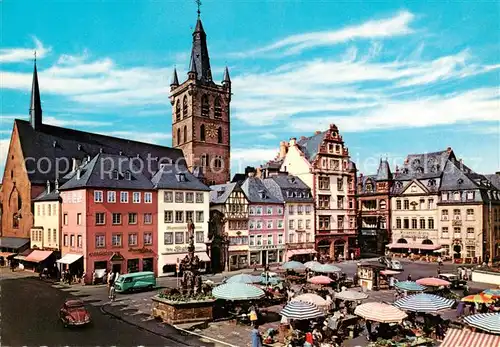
170;14;231;186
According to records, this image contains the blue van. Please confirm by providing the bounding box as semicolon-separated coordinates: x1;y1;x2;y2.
114;271;156;293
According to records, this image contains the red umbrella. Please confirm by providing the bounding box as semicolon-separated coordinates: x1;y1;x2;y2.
416;277;450;287
308;275;332;285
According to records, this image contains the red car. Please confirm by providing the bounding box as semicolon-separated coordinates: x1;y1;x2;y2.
59;299;91;327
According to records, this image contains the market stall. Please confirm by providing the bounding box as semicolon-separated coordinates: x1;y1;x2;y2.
357;263;387;291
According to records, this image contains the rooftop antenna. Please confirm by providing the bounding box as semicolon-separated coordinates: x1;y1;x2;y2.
195;0;201;18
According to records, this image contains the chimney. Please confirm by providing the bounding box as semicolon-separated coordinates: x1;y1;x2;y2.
76;169;81;180
72;158;81;172
256;167;262;178
279;141;288;159
248;171;255;177
55;179;59;192
46;180;51;194
290;137;297;146
314;130;321;135
300;136;306;141
447;147;452;153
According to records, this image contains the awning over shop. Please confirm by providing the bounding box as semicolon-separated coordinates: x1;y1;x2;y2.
228;245;249;252
162;252;211;264
14;255;26;261
386;243;441;250
0;237;30;250
25;250;53;263
381;270;401;275
0;252;16;258
287;249;317;257
56;253;83;265
440;328;500;347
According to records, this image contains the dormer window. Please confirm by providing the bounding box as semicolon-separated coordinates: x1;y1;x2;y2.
287;191;292;198
402;168;409;174
217;190;224;198
457;178;464;185
416;167;424;174
176;173;187;182
125;171;132;180
258;190;267;199
428;179;436;187
112;170;119;180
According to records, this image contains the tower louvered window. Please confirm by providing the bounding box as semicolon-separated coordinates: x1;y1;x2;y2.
176;102;181;122
200;124;206;141
217;127;223;144
177;128;181;145
183;126;187;143
182;96;188;118
214;97;222;118
201;95;209;117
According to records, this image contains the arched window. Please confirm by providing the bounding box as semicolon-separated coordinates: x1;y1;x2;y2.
182;96;188;118
217;127;223;144
214;97;222;118
396;238;408;244
177;128;181;145
422;239;433;245
183;126;187;143
214;156;223;169
201;94;209;117
175;102;181;122
201;154;209;167
200;124;206;141
379;200;387;209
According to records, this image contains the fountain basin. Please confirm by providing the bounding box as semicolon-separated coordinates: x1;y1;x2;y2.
151;295;215;324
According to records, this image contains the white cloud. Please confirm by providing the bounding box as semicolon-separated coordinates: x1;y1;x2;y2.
231;147;279;172
236;11;414;57
259;132;277;140
0;38;50;63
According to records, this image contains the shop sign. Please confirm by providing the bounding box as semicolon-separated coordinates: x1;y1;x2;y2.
249;244;284;250
164;245;206;253
166;225;204;231
287;242;315;250
128;247;154;254
89;250;113;257
465;240;476;246
400;231;429;239
69;248;80;253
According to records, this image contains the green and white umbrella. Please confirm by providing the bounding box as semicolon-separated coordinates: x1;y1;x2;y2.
282;261;306;270
212;283;265;301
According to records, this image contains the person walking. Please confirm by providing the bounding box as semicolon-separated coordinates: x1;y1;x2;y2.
407;274;412;281
251;324;262;347
108;271;116;298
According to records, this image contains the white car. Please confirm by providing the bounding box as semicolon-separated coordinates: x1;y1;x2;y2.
379;257;403;271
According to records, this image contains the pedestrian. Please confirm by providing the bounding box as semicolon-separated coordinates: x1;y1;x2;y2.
457;267;463;280
389;276;395;289
350;252;354;261
456;301;465;317
108;271;116;298
407;274;412;281
251;324;262;347
467;268;472;281
463;284;469;297
437;256;443;266
109;283;116;302
437;267;441;276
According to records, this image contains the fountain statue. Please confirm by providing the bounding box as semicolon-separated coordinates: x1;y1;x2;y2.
179;220;202;296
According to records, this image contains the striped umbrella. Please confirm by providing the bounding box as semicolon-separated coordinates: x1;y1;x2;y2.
354;302;407;323
212;283;265;301
226;274;260;284
281;301;325;320
464;313;500;334
335;290;369;301
462;293;495;304
416;277;451;287
304;261;321;271
282;261;306;271
315;264;342;274
393;293;455;313
483;288;500;299
308;275;332;285
291;293;328;308
395;281;427;292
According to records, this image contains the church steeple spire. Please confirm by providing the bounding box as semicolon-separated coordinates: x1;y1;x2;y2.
29;54;42;130
189;14;212;83
171;67;179;87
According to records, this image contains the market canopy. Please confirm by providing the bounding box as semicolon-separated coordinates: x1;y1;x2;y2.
212;283;265;301
386;243;441;251
291;293;328;308
56;253;83;265
354;302;407;323
308;275;332;285
226;274;260;284
24;250;53;263
462;293;495;304
334;290;369;301
304;261;321;271
463;313;500;335
482;289;500;299
281;260;306;271
416;277;451;287
286;249;316;260
281;301;325;320
440;328;500;347
395;281;427;292
315;264;341;274
393;293;454;313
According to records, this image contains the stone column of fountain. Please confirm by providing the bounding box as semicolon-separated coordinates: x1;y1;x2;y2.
180;220;202;296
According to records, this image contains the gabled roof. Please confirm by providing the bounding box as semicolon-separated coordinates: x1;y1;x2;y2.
15;119;185;185
59;154;154;190
33;188;61;202
399;179;429;195
151;164;210;191
485;174;500;190
241;176;282;204
296;132;326;162
210;182;241;204
395;149;453;180
376;160;392;181
262;175;313;203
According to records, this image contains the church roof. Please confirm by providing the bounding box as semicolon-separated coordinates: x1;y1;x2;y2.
29;62;42;130
296;132;326;162
15;119;185;185
190;18;213;84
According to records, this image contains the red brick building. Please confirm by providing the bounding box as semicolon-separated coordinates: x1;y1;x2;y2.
357;160;392;256
58;154;158;282
170;18;231;186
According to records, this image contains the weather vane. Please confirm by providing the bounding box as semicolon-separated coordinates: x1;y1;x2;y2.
195;0;201;18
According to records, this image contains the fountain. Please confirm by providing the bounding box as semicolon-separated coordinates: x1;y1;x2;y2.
151;221;215;325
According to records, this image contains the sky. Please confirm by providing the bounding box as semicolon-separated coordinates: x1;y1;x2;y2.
1;0;499;178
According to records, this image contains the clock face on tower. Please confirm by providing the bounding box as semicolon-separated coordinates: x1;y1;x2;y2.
206;124;218;139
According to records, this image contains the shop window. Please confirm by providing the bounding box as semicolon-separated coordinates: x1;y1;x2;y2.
127;259;139;273
142;258;154;272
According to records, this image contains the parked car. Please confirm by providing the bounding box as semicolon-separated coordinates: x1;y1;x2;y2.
378;257;403;271
114;271;156;293
59;299;91;327
438;273;466;288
